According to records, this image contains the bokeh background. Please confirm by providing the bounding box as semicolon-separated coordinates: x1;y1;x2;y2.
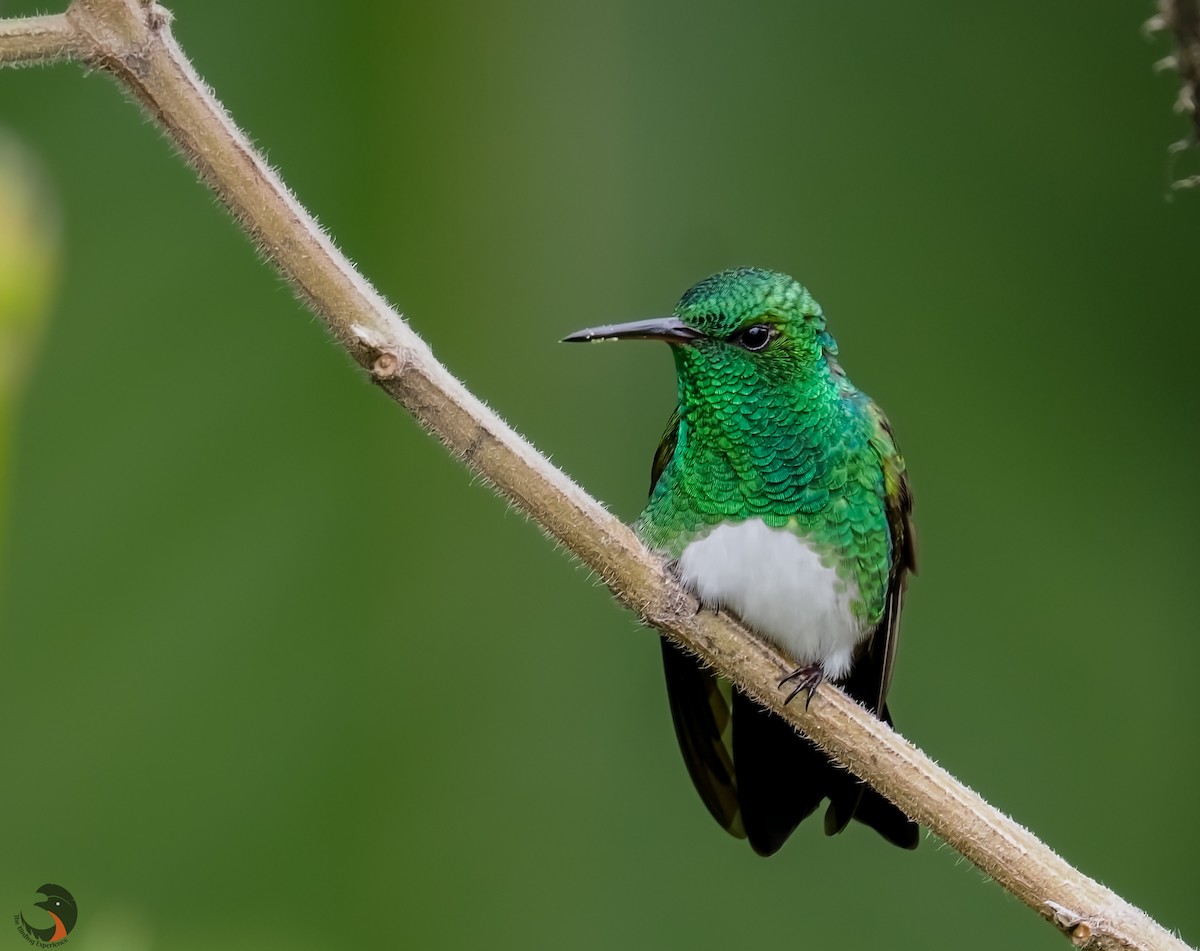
1;1;1197;949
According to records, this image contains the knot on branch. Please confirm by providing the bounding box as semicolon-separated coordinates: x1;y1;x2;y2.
122;48;149;77
1045;901;1109;949
370;349;404;380
68;0;167;75
350;323;410;381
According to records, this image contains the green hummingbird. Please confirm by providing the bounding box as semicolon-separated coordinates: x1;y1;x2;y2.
564;266;919;855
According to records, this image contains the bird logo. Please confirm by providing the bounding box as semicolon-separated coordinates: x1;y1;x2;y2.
14;884;77;946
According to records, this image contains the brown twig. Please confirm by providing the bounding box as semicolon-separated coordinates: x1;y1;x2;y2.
0;13;79;65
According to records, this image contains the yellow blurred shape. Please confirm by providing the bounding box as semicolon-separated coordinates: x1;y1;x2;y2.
0;129;60;573
0;129;59;401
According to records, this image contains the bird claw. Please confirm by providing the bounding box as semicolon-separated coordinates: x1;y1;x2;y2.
779;663;824;709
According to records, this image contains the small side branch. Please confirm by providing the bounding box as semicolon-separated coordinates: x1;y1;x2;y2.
0;14;80;66
0;4;1192;951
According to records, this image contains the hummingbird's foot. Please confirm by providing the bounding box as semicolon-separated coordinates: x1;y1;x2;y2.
779;663;825;709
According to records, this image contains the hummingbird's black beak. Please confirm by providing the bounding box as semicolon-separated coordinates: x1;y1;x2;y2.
562;316;703;344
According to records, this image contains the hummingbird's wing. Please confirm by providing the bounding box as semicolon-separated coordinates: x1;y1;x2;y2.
824;401;920;848
861;401;917;715
647;409;681;496
660;638;746;839
651;411;746;839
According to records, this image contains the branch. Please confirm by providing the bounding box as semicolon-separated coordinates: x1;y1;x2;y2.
1148;0;1200;190
0;13;80;65
0;4;1190;950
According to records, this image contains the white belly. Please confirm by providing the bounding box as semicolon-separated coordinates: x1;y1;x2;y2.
675;518;864;679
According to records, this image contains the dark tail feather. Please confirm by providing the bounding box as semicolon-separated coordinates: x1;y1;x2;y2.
822;766;866;837
822;701;919;848
734;691;919;853
847;784;920;849
732;688;826;856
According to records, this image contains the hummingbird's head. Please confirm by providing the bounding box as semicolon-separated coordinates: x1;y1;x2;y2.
564;267;835;395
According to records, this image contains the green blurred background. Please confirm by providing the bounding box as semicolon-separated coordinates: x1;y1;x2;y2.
1;1;1196;949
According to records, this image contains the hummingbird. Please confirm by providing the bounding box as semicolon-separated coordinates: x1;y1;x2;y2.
564;267;919;855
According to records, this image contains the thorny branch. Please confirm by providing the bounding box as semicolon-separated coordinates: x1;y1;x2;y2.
1148;0;1200;189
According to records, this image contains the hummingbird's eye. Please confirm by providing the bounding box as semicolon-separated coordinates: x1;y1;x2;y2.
733;323;776;352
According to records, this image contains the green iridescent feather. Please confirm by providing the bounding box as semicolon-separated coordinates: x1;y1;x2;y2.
636;267;906;630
